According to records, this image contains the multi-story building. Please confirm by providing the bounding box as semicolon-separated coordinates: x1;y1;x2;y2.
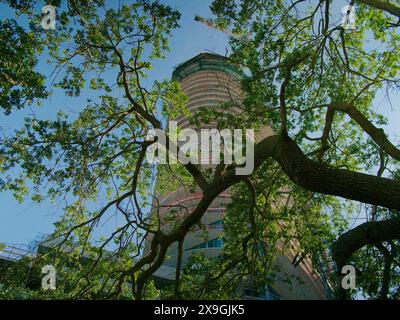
147;52;332;300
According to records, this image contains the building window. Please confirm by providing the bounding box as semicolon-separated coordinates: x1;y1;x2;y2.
207;208;225;214
243;285;280;300
208;219;224;230
186;237;225;251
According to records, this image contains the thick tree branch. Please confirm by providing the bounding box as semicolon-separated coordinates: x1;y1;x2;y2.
331;218;400;271
356;0;400;18
254;135;400;210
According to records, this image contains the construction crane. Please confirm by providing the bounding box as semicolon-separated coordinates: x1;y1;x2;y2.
194;15;249;41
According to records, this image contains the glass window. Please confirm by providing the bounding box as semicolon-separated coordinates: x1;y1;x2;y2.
209;219;224;226
207;208;225;214
208;220;224;230
186;237;225;251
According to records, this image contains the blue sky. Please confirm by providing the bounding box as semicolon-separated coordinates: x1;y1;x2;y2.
0;0;232;246
0;0;399;247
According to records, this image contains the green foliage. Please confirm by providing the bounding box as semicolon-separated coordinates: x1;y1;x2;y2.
0;19;48;114
0;0;181;299
1;0;400;300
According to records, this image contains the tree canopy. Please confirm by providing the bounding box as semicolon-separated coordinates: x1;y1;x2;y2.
1;0;400;300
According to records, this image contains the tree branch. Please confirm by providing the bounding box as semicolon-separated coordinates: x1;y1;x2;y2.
356;0;400;19
331;218;400;271
254;134;400;210
375;243;392;300
327;103;400;161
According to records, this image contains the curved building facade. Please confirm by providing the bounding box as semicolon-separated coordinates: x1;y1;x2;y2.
147;53;331;300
